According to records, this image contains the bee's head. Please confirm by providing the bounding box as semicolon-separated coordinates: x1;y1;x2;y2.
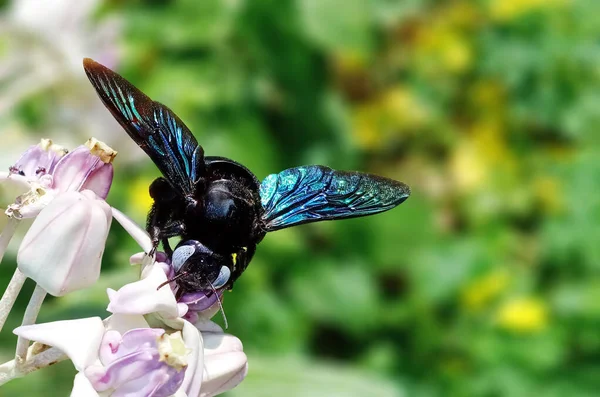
165;240;231;294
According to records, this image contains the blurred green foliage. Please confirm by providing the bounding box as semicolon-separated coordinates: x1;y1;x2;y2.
2;0;600;396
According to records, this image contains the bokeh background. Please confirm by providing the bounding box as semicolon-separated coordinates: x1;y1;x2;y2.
1;0;600;395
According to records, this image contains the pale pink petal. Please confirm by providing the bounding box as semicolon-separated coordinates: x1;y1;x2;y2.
13;317;104;370
180;320;204;397
71;372;100;397
107;265;179;318
17;190;112;296
203;333;244;357
51;141;115;199
201;351;248;397
80;162;113;199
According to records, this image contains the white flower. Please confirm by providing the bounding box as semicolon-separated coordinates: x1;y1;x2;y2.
14;275;248;397
14;315;202;397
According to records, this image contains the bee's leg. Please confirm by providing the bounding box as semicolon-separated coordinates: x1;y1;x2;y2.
146;203;166;255
147;177;184;255
158;221;186;257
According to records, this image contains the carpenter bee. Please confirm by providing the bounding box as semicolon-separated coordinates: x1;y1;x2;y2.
83;58;410;295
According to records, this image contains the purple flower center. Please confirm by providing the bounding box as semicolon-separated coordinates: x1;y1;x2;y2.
86;328;187;397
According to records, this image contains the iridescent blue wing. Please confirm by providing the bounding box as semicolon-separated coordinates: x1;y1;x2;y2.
83;58;204;196
260;165;410;231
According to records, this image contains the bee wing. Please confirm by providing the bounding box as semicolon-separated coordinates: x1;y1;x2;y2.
83;58;204;196
259;165;410;232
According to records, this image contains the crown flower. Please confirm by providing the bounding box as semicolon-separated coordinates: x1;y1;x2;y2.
4;137;116;220
0;139;247;396
8;267;247;397
0;138;116;339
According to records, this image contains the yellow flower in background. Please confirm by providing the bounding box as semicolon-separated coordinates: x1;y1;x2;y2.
462;269;510;311
352;86;429;150
128;177;154;218
415;27;473;75
411;2;478;76
496;297;549;333
489;0;569;21
450;121;515;192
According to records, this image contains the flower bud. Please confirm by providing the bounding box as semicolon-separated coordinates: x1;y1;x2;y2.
17;190;112;296
52;138;116;199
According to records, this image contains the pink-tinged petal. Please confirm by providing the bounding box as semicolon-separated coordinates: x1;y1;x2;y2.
103;328;165;364
17;190;112;296
86;350;157;392
111;207;152;253
180;320;204;397
110;367;185;397
71;372;100;397
201;351;248;397
98;329;123;364
11;139;67;178
52;139;116;199
86;326;188;397
13;317;104;370
81;162;113;199
107;265;179;318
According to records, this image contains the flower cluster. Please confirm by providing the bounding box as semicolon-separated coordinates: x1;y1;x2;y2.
0;139;247;396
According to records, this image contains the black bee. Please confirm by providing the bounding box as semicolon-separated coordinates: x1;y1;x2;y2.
83;58;410;295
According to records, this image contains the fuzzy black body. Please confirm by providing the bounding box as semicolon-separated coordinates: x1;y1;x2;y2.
84;58;411;295
146;156;266;291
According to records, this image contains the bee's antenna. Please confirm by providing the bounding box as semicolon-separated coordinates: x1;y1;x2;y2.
208;281;228;329
156;272;188;291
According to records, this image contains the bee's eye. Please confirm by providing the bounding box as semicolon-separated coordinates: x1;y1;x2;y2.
172;242;197;272
212;266;231;289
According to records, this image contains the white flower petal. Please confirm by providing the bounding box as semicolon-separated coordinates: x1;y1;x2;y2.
71;372;100;397
201;351;248;397
0;171;30;194
180;320;204;397
17;190;112;296
104;314;149;334
111;207;152;253
203;333;244;357
13;317;104;371
107;265;178;318
129;252;146;265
